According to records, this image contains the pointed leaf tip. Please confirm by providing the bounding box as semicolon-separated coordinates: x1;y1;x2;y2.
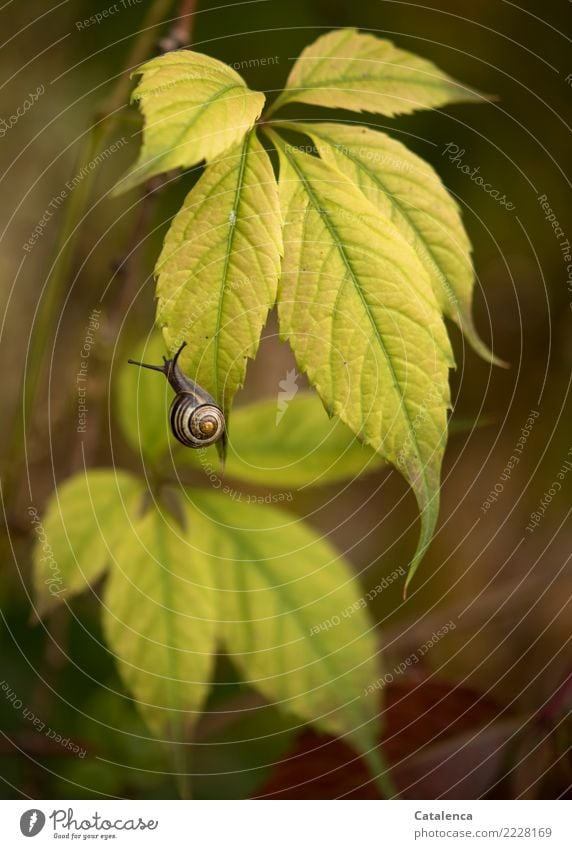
270;29;486;118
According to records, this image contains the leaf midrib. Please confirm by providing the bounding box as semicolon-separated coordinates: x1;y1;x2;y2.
211;132;251;403
280;71;465;106
309;127;463;311
134;83;247;184
275;136;429;500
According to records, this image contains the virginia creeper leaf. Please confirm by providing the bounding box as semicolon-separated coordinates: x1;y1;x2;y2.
269;29;483;117
115;51;265;193
187;490;387;774
289;122;499;363
176;395;483;489
32;470;146;615
156;132;282;413
102;507;217;738
268;130;453;589
117;333;174;462
180;391;384;486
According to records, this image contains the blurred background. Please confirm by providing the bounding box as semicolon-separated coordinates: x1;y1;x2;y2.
0;0;570;799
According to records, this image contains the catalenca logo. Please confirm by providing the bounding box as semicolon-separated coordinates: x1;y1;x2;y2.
20;809;45;837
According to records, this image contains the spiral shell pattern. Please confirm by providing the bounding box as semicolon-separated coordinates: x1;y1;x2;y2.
169;394;225;447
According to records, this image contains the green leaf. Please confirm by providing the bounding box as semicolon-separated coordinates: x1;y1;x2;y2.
178;395;484;489
187;490;387;776
288;122;500;364
196;391;384;487
156;132;282;412
268;28;484;118
115;51;265;193
32;470;146;615
102;507;217;738
117;333;174;462
267;130;453;589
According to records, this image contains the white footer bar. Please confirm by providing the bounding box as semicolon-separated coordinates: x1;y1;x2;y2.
2;799;570;848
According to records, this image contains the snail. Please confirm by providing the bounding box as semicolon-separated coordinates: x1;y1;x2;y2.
128;342;225;448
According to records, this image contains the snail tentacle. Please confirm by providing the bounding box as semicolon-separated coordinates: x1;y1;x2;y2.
128;343;225;449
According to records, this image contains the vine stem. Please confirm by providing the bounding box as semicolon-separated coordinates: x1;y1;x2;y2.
4;0;200;803
172;742;193;800
3;0;177;512
363;746;399;799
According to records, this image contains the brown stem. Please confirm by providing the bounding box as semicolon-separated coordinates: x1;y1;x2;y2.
3;0;177;514
71;0;200;474
159;0;198;52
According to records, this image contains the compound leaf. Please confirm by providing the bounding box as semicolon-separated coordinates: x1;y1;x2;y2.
269;29;483;118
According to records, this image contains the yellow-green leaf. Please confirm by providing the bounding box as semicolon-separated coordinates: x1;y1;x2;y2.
156;132;282;412
115;51;265;193
268;29;484;117
117;333;173;462
176;395;482;489
188;490;389;783
291;121;499;363
32;470;146;615
185;391;384;487
102;508;217;738
268;130;453;589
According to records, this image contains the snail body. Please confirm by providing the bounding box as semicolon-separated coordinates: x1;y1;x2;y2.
128;342;225;448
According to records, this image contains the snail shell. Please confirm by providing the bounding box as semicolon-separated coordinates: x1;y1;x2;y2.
170;396;225;447
128;341;226;449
